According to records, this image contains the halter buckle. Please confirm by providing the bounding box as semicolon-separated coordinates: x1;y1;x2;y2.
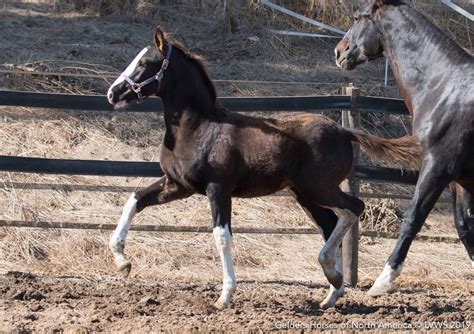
132;83;141;93
161;59;169;70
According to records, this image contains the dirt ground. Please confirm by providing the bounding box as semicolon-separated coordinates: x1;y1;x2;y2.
1;1;473;332
1;271;472;332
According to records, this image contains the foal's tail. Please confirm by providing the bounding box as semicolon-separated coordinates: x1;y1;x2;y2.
348;130;424;169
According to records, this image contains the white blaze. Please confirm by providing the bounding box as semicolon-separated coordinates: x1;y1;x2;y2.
107;47;149;96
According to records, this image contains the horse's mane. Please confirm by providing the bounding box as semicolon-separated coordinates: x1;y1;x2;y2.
399;5;472;60
168;39;218;105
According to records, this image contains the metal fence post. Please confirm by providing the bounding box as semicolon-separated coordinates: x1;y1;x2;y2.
341;83;360;287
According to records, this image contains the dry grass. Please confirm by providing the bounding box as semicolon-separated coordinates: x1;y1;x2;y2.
0;1;472;291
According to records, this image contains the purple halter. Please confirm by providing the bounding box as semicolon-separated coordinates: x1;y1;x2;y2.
120;45;173;103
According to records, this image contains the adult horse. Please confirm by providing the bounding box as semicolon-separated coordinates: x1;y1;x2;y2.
107;26;421;309
335;0;473;296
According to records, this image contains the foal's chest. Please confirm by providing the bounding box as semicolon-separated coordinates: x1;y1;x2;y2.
159;146;208;193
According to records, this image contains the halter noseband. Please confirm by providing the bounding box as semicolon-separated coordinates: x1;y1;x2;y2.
120;45;173;103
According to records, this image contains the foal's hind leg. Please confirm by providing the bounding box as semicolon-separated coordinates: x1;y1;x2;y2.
290;187;344;309
318;195;363;290
109;176;191;278
291;187;364;307
451;182;474;268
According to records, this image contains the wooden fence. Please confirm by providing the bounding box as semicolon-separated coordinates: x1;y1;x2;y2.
0;88;452;287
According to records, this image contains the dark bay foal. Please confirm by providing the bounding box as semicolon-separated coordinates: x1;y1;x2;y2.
107;27;422;309
335;0;474;296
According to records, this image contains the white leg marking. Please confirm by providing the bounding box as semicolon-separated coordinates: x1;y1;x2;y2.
213;225;236;309
109;193;138;272
320;247;344;309
107;46;149;98
367;262;403;296
319;208;357;288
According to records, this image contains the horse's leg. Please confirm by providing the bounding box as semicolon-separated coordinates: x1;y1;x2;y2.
207;183;236;310
368;159;451;296
109;176;192;278
451;182;474;268
289;187;344;309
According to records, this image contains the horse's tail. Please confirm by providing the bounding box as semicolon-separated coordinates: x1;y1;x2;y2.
348;130;424;169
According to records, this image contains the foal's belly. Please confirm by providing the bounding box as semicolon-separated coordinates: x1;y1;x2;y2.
231;176;290;198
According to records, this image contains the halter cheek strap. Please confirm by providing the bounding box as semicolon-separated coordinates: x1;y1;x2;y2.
121;45;173;103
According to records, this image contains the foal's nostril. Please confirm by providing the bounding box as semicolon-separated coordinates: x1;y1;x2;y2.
107;90;114;103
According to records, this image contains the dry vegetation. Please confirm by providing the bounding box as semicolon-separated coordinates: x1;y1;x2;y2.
0;2;472;329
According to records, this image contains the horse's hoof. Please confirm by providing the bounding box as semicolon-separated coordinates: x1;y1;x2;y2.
213;299;229;310
118;261;132;279
320;299;336;310
367;282;396;297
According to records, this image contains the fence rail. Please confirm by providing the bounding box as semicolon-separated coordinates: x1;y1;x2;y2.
0;90;409;114
0;220;459;244
0;155;419;184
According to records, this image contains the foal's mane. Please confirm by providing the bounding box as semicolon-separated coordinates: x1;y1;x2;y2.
169;39;218;105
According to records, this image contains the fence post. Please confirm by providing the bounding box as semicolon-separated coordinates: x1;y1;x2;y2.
341;83;360;287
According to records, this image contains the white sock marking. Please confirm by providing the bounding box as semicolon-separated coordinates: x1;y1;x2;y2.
213;225;236;307
368;262;403;296
107;47;149;97
109;193;138;265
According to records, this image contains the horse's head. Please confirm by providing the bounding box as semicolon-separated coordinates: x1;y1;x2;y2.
335;0;402;70
107;26;172;108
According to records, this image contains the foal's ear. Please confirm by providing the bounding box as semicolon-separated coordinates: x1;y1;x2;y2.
155;26;166;53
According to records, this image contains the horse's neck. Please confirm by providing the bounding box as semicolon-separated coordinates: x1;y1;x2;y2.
377;6;461;115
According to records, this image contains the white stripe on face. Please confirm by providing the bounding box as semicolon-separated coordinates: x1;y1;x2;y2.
108;47;149;92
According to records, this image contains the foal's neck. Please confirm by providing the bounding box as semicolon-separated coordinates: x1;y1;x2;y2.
376;6;471;115
160;61;218;150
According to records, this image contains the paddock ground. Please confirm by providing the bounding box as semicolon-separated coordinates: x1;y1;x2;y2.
1;270;472;332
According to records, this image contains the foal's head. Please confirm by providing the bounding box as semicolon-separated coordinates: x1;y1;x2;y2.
334;0;404;70
107;26;217;110
107;27;171;108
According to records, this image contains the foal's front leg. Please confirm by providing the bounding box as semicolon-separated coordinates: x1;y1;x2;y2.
109;176;191;278
207;183;236;309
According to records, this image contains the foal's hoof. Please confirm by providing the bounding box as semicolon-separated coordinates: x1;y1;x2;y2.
320;288;344;310
320;298;337;310
213;299;229;310
117;261;132;279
